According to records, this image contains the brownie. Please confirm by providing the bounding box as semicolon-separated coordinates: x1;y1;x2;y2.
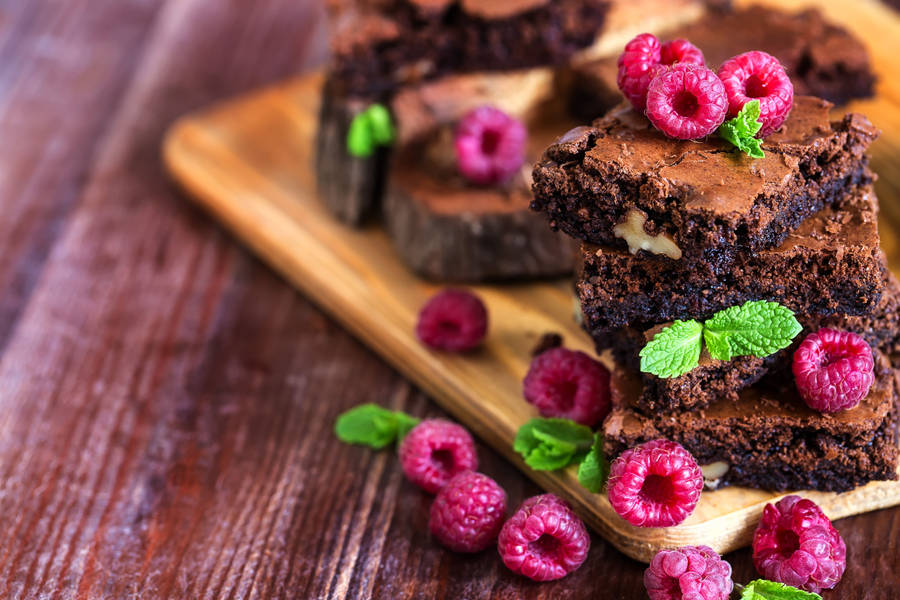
315;68;557;224
383;111;578;281
326;0;610;99
532;96;878;264
566;5;876;121
577;183;887;336
603;353;900;492
603;273;900;414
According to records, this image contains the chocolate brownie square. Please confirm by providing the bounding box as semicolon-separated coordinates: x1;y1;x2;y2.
326;0;610;99
603;353;900;492
566;6;876;121
602;273;900;414
383;116;578;281
532;96;878;263
577;183;887;336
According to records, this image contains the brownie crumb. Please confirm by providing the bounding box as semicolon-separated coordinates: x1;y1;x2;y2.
531;332;564;357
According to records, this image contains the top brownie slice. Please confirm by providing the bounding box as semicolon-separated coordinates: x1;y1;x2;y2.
565;5;876;121
531;96;877;265
326;0;609;98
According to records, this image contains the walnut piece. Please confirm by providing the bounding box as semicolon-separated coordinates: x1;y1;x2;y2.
701;461;730;490
613;210;682;259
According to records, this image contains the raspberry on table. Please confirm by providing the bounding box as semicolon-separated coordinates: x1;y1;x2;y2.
399;419;478;494
644;545;733;600
607;439;703;528
497;493;590;581
753;495;846;593
660;39;705;69
617;33;662;111
429;471;507;553
522;347;611;427
645;64;728;140
792;328;875;413
416;289;488;352
454;106;527;185
717;50;794;137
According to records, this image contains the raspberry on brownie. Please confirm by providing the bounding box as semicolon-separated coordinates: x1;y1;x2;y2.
598;272;900;414
532;96;878;266
384;97;578;281
565;6;876;121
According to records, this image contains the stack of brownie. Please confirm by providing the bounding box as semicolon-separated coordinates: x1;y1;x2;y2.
317;0;725;281
531;96;900;492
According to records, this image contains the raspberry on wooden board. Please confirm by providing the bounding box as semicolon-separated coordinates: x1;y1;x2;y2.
399;419;478;494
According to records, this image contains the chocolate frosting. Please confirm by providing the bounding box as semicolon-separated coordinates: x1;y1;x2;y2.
568;96;871;215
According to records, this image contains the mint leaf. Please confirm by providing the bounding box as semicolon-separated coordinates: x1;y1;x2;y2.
514;418;594;471
740;579;822;600
335;403;420;448
346;104;395;157
346;112;375;158
704;300;802;361
366;104;395;145
577;432;608;493
639;320;704;378
719;99;765;159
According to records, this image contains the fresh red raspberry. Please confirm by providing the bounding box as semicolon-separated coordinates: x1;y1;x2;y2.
522;347;611;427
753;495;846;593
429;471;507;553
617;33;662;111
792;328;875;413
607;439;703;527
399;419;478;494
454;106;527;185
660;39;705;69
497;494;590;581
416;289;488;352
644;545;733;600
645;64;728;140
717;50;794;137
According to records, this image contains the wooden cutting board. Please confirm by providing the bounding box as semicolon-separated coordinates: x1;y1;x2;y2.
162;0;900;563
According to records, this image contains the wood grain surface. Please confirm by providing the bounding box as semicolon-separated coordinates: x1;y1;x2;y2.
163;69;900;564
0;0;898;599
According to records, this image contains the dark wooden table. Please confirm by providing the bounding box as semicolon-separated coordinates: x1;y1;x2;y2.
0;1;897;598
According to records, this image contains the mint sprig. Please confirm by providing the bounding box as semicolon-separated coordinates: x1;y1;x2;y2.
719;99;765;159
335;403;419;448
576;432;609;493
704;300;803;361
513;418;594;471
739;579;822;600
640;300;801;378
346;103;395;158
639;319;704;378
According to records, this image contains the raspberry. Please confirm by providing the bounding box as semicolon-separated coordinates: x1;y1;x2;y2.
792;328;875;413
416;289;488;352
429;471;507;553
753;495;846;593
454;106;527;185
717;50;794;137
399;419;478;494
497;494;590;581
660;39;705;69
645;64;728;140
522;347;611;427
644;545;733;600
617;33;662;111
607;439;703;527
